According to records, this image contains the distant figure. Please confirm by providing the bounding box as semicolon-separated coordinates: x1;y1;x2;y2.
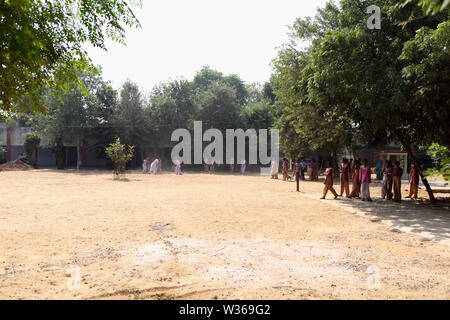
149;158;159;175
300;159;306;180
229;158;235;173
339;158;350;197
175;160;182;175
241;160;246;175
382;160;393;200
142;158;149;174
349;159;361;198
406;163;419;199
307;160;313;181
392;160;403;202
321;161;338;199
270;160;278;179
359;159;372;201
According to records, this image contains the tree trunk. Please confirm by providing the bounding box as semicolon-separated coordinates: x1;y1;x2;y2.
402;142;436;203
331;148;338;177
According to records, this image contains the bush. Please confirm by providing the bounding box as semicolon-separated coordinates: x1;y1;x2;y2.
105;137;134;180
424;143;450;184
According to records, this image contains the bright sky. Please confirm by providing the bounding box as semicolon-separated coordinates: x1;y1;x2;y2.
85;0;328;93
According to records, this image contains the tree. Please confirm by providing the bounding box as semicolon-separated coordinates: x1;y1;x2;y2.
400;0;450;16
0;0;141;117
192;67;248;106
110;80;147;161
105;137;134;180
272;0;448;198
31;70;107;169
147;79;197;156
240;100;274;130
424;143;450;183
23;131;41;167
197;83;241;130
399;21;450;149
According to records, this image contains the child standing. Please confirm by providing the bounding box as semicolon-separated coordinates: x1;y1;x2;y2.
359;159;372;201
392;160;403;202
339;158;350;197
321;161;339;199
349;159;360;198
383;161;393;200
406;163;419;199
142;158;148;174
175;160;182;175
241;160;246;175
300;159;306;180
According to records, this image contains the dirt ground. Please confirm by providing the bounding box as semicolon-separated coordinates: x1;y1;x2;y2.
0;169;449;300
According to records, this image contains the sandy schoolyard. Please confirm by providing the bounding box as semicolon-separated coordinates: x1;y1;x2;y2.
0;169;449;300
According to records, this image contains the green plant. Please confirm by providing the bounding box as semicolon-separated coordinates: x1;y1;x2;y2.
105;137;134;179
23;132;41;168
424;143;450;184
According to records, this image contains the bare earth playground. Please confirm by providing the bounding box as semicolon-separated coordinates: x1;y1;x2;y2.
0;169;449;299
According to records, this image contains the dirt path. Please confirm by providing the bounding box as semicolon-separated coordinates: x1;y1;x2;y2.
0;170;449;299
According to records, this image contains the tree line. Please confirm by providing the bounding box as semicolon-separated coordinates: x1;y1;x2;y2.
12;67;275;169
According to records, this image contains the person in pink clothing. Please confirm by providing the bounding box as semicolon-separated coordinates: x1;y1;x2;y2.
359;159;372;201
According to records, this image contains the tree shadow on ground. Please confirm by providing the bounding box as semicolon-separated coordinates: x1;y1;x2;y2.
326;195;450;243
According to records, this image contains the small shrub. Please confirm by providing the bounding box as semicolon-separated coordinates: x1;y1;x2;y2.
105;137;134;180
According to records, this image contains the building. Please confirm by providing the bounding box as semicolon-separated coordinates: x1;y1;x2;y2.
0;124;107;167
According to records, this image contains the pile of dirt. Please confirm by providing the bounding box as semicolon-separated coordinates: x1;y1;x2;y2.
0;160;34;172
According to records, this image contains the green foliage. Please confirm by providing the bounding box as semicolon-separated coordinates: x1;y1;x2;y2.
400;0;450;16
197;83;240;129
0;0;141;117
105;137;134;178
272;0;449;161
424;143;450;182
110;80;147;151
23;131;40;166
240;101;274;130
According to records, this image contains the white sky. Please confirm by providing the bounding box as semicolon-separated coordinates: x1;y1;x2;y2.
85;0;328;93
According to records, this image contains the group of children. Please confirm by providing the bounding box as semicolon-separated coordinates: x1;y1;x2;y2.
142;157;162;175
204;160;247;175
320;157;419;202
321;158;373;200
271;158;320;181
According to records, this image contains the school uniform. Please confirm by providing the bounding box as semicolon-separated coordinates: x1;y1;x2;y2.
349;164;360;198
340;163;350;197
359;165;372;201
383;167;393;200
407;167;419;198
322;168;338;198
393;166;403;202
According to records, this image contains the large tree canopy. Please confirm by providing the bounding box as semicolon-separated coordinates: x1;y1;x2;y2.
0;0;141;117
